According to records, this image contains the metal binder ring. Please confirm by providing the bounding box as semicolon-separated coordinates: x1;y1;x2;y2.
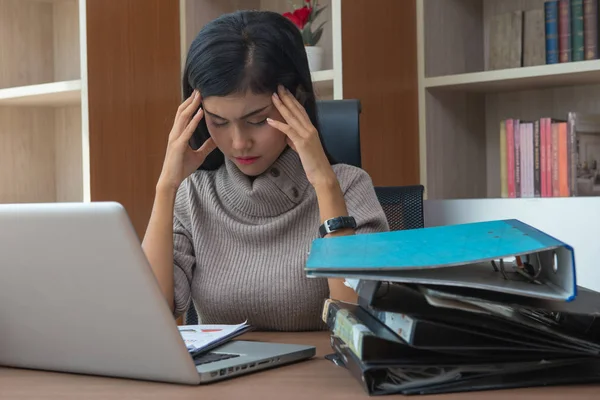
534;253;542;279
491;260;499;272
499;259;509;280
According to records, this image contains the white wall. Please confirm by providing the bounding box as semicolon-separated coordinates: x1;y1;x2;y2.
424;197;600;292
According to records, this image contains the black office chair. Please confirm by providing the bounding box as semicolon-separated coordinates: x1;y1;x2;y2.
375;185;424;231
316;99;425;231
185;301;198;324
316;99;362;167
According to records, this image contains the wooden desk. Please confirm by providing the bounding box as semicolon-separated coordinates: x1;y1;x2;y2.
0;331;597;399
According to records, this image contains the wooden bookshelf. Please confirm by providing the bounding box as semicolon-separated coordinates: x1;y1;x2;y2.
417;0;600;200
0;0;182;237
0;0;84;204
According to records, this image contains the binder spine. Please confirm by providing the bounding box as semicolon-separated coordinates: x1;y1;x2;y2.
322;299;374;359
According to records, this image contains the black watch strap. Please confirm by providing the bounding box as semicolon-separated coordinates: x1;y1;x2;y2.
319;216;357;238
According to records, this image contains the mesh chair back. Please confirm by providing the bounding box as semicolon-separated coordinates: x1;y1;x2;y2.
374;185;425;231
186;302;198;325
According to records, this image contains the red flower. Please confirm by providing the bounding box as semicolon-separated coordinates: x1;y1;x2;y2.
282;11;302;28
283;6;312;29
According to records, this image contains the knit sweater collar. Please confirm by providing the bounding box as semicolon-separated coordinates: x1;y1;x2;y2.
217;147;311;217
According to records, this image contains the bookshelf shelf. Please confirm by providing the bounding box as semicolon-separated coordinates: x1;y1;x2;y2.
311;69;335;82
417;0;600;201
311;69;335;97
425;60;600;93
0;80;81;106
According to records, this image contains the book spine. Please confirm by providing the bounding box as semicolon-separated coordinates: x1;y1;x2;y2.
558;122;570;196
528;124;535;197
540;119;547;197
529;121;540;197
500;121;508;198
572;0;585;60
515;120;522;198
568;122;572;196
520;123;527;197
546;118;554;196
506;119;516;198
552;122;560;197
584;0;598;59
567;113;578;196
545;1;560;63
559;0;572;62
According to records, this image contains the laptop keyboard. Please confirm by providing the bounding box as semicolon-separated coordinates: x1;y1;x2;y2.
193;352;240;366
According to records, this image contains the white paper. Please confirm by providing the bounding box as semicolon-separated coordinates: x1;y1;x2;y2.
344;278;360;291
178;321;249;352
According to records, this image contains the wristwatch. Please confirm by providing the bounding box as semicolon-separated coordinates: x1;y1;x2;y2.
319;216;357;238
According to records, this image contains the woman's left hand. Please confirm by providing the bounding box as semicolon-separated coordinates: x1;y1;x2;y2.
267;85;337;188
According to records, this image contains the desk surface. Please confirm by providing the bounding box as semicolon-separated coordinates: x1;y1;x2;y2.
0;331;597;399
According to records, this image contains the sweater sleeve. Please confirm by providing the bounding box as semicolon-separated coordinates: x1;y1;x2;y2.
342;167;390;234
338;166;390;291
172;183;197;319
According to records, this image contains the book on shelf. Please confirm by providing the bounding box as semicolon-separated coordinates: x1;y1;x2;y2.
524;9;546;66
545;0;598;64
500;112;600;198
584;0;599;59
488;0;598;70
489;11;524;70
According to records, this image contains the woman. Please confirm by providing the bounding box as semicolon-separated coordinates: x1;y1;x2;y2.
142;10;389;331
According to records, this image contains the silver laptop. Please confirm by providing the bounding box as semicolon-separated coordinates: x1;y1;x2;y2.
0;201;315;384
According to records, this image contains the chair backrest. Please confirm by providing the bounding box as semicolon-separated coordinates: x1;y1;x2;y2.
185;303;198;325
316;99;362;167
374;185;425;231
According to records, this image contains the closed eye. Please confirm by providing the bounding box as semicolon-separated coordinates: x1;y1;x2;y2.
210;120;228;128
248;118;267;126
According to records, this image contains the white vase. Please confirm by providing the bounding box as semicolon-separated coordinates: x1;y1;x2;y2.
305;45;324;72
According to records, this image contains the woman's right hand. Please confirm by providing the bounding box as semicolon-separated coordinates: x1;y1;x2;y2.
157;89;217;193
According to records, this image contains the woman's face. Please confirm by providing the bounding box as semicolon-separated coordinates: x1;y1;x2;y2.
202;90;288;176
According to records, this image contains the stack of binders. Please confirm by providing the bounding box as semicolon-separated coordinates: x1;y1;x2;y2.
306;219;600;395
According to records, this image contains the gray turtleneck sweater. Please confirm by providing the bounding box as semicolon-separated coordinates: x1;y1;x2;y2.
172;148;389;331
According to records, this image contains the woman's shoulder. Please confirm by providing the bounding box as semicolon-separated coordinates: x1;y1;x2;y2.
331;163;376;194
174;169;219;219
177;168;217;195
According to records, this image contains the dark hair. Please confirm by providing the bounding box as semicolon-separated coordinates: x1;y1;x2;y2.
182;10;336;170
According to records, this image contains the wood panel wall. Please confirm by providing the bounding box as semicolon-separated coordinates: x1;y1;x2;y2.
86;0;182;238
341;0;420;187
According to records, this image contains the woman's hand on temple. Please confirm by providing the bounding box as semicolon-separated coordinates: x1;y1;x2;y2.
158;90;217;194
267;85;337;189
268;86;357;303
